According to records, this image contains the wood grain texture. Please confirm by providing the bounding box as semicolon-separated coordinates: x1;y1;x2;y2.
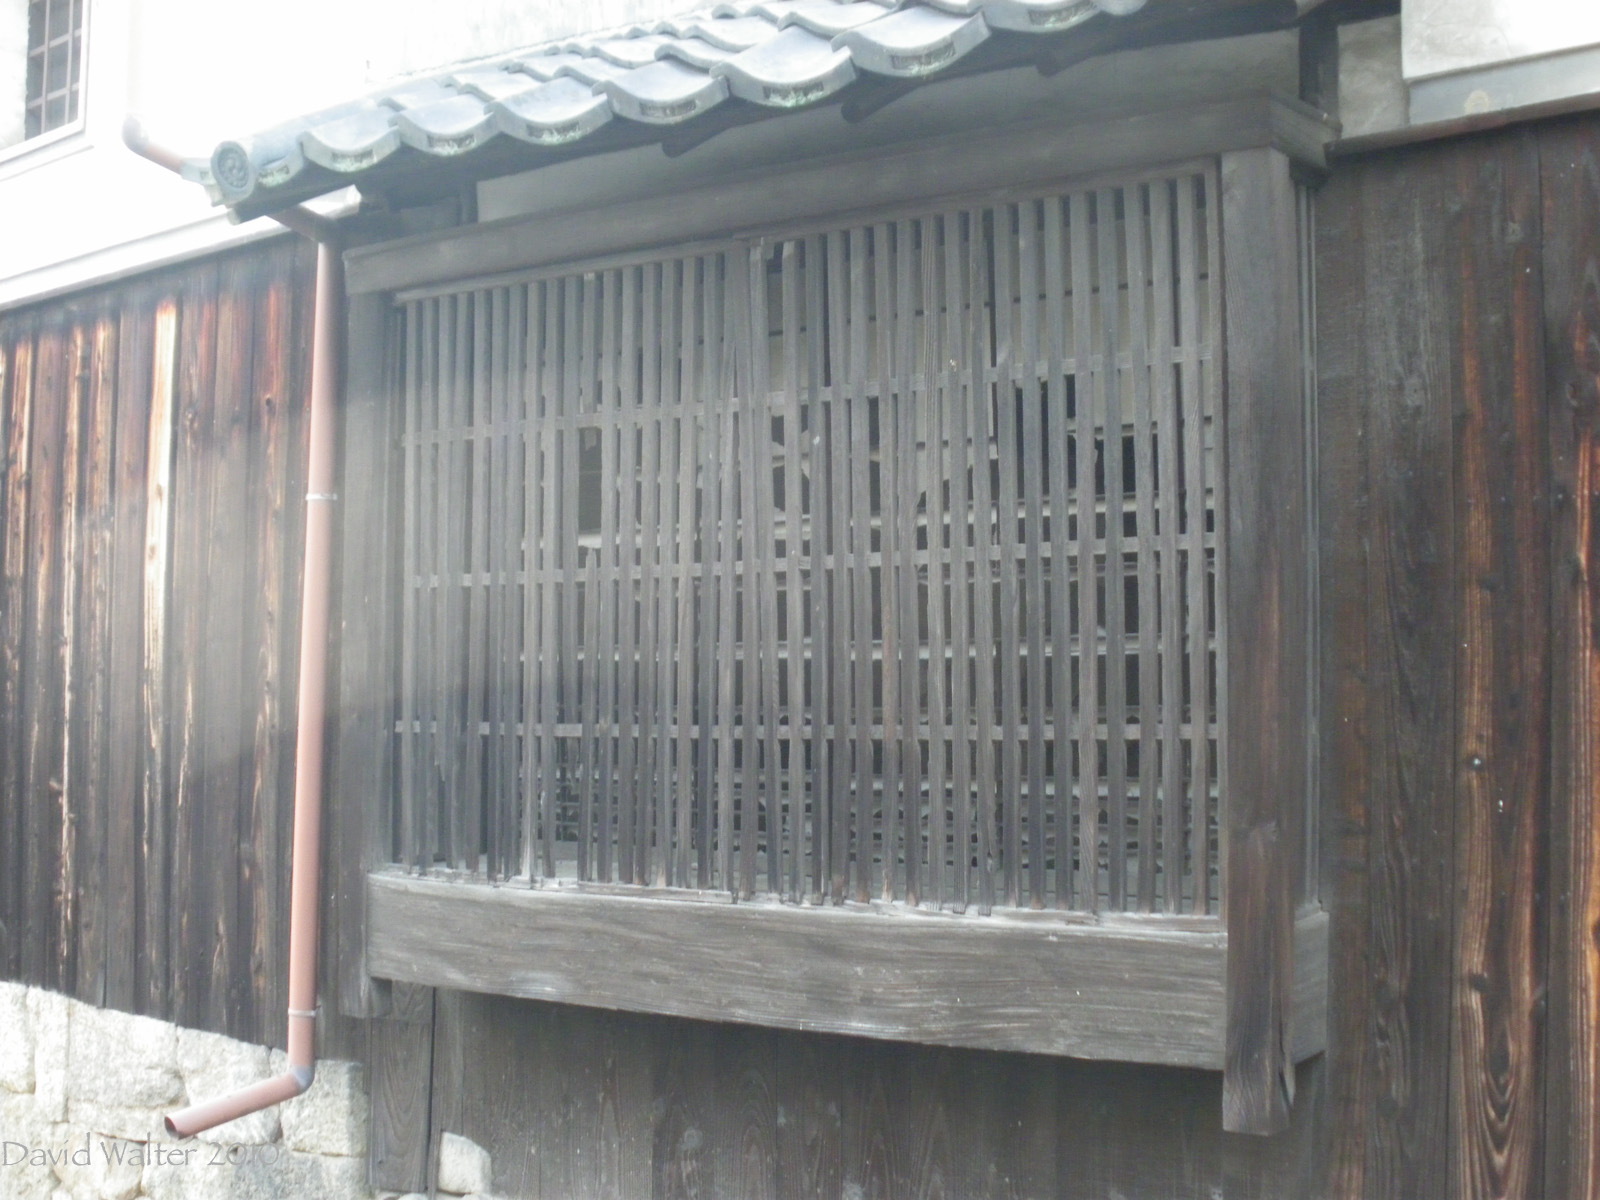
1309;161;1376;1200
1219;146;1308;1135
1446;126;1549;1200
1540;115;1600;1200
370;871;1325;1070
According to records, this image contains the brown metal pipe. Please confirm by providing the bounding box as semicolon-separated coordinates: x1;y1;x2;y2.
122;117;345;1139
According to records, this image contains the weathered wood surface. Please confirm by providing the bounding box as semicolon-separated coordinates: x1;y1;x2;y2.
369;870;1327;1070
1220;146;1308;1134
415;987;1323;1200
1311;113;1600;1199
0;236;363;1056
1540;117;1600;1200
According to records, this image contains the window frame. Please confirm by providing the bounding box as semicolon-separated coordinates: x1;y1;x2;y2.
330;90;1333;1135
0;0;89;168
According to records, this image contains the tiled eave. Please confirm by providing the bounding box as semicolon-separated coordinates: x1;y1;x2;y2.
189;0;1186;221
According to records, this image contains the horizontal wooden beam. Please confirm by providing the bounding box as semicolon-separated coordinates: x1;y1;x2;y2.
367;871;1330;1070
345;92;1333;298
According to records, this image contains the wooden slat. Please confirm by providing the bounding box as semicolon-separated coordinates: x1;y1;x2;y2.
17;315;66;991
945;214;975;914
777;242;806;902
102;296;153;1010
72;310;117;1007
1016;200;1048;909
166;266;220;1022
1150;180;1185;915
967;213;999;917
893;218;925;908
673;261;702;891
1541;117;1600;1200
749;247;784;898
825;231;853;902
847;227;874;904
1446;128;1547;1200
1041;195;1072;911
922;216;950;910
1;331;34;983
1095;188;1130;912
1069;192;1101;914
463;290;491;874
1175;178;1212;916
611;267;638;884
1125;184;1160;914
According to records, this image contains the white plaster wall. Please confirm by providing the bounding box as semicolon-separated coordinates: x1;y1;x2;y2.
0;0;698;308
1403;0;1600;81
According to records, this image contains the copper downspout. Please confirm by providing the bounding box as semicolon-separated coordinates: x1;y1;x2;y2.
122;116;343;1138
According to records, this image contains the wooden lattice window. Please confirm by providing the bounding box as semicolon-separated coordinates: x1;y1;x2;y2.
391;164;1224;917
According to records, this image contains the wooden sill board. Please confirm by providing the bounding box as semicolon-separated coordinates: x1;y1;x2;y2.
367;871;1328;1070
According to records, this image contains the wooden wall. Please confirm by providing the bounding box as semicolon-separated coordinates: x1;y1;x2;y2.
0;235;359;1059
2;107;1597;1200
1315;113;1600;1199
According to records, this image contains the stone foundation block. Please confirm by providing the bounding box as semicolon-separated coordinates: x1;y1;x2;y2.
27;989;70;1121
174;1028;278;1146
274;1055;367;1158
0;982;34;1093
68;1003;182;1111
436;1132;492;1196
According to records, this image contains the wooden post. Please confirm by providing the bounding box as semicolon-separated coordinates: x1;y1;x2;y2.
332;288;399;1019
1220;146;1309;1135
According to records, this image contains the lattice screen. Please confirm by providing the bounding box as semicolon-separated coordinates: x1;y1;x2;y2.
392;164;1223;914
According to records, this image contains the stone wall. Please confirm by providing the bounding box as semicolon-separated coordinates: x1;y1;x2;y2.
0;981;373;1200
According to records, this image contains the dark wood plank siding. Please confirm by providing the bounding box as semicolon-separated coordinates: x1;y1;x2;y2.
0;236;362;1055
1312;113;1600;1200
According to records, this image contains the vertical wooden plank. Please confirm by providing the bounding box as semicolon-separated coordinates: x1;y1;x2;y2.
1309;162;1375;1200
334;288;400;1017
0;330;34;982
1220;147;1306;1135
140;298;178;1014
51;322;89;997
21;313;69;990
714;262;740;892
369;996;436;1193
199;254;259;1030
643;262;671;888
166;262;223;1025
103;295;153;1011
1447;128;1548;1200
72;310;117;1007
1541;117;1600;1200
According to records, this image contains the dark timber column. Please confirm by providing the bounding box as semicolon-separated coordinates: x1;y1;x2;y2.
1220;146;1309;1136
